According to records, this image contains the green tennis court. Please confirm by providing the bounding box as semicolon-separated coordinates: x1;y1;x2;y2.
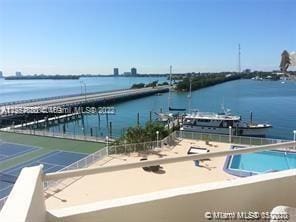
0;131;105;170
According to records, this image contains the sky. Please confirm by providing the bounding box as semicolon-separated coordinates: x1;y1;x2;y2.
0;0;295;75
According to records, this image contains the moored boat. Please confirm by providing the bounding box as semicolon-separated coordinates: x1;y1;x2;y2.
180;110;271;137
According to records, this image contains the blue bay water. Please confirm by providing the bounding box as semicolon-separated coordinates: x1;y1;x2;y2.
0;78;295;139
0;76;167;102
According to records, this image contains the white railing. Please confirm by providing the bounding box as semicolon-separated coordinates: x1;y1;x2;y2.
176;131;288;146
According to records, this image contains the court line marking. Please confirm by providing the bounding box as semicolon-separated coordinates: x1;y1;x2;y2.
3;150;85;175
36;150;63;162
0;148;39;161
0;150;89;198
56;150;89;155
0;141;42;151
0;149;44;168
2;151;61;174
0;154;8;157
0;144;42;165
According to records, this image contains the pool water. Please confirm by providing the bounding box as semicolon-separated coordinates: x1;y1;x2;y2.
228;150;296;175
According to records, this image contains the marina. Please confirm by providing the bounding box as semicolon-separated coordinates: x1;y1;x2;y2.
0;0;296;220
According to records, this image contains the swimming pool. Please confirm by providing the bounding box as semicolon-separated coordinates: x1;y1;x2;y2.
224;147;296;177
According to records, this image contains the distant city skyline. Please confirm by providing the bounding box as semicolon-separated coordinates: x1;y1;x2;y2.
15;71;22;77
0;0;295;75
113;68;119;76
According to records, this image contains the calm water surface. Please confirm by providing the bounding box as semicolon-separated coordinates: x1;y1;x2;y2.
1;78;295;139
0;77;167;103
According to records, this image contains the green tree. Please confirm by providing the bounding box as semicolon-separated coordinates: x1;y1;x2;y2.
144;121;169;141
115;121;169;144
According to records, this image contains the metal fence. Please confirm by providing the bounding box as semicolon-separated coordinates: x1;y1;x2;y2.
107;141;157;155
176;131;289;146
161;131;178;148
44;147;108;189
107;131;178;155
4;128;108;143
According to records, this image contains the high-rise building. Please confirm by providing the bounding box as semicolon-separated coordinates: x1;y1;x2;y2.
131;67;137;76
113;68;119;76
0;71;3;78
16;71;22;77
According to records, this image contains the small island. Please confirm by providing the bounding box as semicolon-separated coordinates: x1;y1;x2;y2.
175;72;281;92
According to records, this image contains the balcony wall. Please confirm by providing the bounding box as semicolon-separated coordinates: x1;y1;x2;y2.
48;169;296;222
0;165;46;222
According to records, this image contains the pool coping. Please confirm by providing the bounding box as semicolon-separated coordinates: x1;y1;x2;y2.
223;145;252;177
223;145;296;177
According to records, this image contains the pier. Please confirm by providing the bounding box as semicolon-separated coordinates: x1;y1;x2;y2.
2;112;83;130
0;86;169;126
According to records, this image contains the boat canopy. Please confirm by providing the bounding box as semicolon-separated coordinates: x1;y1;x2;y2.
185;112;241;121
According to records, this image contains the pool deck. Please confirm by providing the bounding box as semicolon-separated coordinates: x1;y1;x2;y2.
45;139;238;209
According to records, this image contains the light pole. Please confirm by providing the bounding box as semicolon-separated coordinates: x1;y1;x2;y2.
106;136;109;156
293;130;296;149
229;126;232;143
156;131;159;147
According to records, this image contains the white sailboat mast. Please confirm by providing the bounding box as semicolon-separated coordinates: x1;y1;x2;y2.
188;75;192;112
168;65;172;109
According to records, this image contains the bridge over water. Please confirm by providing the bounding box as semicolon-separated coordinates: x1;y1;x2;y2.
0;86;169;126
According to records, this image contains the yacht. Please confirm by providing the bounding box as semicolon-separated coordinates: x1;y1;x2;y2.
180;110;272;137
